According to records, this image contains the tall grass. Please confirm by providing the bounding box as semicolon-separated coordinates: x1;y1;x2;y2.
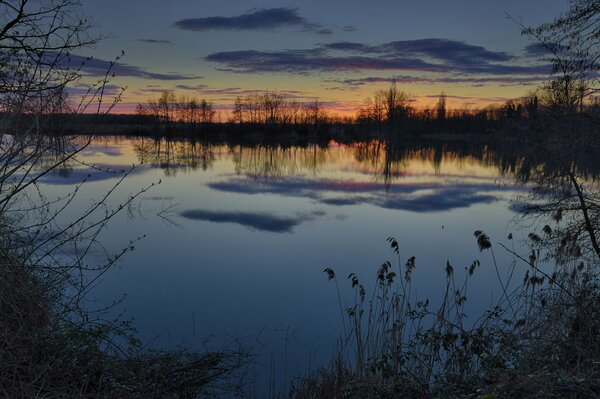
292;230;600;398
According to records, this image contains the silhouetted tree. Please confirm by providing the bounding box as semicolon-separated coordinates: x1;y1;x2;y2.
384;80;412;130
436;92;447;121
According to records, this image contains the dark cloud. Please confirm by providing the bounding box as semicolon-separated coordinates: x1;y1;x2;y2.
63;54;197;81
207;177;520;213
138;38;172;45
316;28;334;35
179;209;323;232
205;38;551;76
324;39;512;63
206;50;445;74
383;39;512;63
174;8;331;35
174;84;209;91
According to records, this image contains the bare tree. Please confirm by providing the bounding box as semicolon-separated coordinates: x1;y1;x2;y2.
0;1;247;396
523;0;599;112
384;80;412;129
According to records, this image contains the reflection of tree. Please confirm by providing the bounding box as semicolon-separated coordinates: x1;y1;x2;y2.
352;137;600;189
352;139;506;188
131;138;330;178
229;143;327;178
31;135;81;177
131;137;217;176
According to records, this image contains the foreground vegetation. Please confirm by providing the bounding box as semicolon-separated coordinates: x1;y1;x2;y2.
0;255;245;397
1;0;599;398
293;226;600;398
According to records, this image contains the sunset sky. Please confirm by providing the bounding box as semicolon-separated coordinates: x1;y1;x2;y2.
76;0;569;115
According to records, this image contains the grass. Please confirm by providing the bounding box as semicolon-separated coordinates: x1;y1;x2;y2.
292;229;600;398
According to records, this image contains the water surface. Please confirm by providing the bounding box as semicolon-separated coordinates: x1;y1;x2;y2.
39;136;530;392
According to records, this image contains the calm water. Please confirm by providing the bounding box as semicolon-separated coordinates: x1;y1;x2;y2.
38;136;530;392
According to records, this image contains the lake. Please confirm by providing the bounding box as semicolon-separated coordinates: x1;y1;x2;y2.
37;135;532;394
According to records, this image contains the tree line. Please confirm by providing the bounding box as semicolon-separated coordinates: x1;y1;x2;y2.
135;90;333;134
135;90;217;132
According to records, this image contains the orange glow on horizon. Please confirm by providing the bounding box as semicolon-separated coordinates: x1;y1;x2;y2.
102;96;514;118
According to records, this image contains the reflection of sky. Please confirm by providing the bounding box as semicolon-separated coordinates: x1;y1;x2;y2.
37;137;530;394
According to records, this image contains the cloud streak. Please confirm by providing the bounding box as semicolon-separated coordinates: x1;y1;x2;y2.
174;8;331;35
332;75;549;87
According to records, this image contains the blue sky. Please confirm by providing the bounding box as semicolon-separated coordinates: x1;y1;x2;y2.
77;0;569;113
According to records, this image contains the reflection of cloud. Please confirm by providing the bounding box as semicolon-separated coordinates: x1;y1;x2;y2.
80;145;123;157
38;165;148;185
319;190;496;211
205;38;551;76
379;189;496;212
179;209;323;233
208;177;518;213
174;8;331;34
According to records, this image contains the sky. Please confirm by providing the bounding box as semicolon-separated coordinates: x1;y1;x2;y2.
75;0;570;115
